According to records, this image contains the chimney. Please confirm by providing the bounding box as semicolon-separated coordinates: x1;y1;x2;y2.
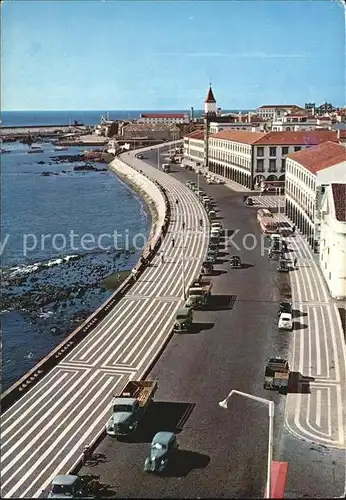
190;107;194;121
248;111;251;123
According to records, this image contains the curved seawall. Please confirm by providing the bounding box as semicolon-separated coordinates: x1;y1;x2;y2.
1;157;169;411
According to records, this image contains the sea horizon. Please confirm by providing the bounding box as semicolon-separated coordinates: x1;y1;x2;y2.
1;109;253;127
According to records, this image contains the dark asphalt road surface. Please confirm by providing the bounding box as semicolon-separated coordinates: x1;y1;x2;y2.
79;151;345;498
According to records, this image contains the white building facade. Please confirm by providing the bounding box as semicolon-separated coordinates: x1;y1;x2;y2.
256;105;302;120
285;141;346;250
271;115;332;132
139;113;189;124
207;130;339;189
319;184;346;299
183;130;204;163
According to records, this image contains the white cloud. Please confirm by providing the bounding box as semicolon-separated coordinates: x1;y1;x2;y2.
155;52;315;59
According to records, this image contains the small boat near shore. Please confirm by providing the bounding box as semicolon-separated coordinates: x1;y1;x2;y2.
54;146;69;151
1;148;11;154
27;146;44;153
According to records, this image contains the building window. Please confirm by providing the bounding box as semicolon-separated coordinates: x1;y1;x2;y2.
269;147;276;157
281;159;286;172
269;159;277;172
294;146;301;152
282;147;289;155
257;147;264;156
256;159;264;172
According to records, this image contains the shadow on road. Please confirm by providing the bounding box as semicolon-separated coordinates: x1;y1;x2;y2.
239;263;254;269
215;258;228;265
163;450;210;477
211;269;228;276
288;372;315;394
218;251;229;257
190;322;215;334
204;294;236;311
292;309;308;319
293;321;308;330
130;402;196;443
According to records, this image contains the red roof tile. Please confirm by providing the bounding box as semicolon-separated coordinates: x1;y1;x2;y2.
287;141;346;174
205;86;216;103
210;130;267;144
185;130;204;140
331;184;346;222
254;130;338;145
141;113;186;118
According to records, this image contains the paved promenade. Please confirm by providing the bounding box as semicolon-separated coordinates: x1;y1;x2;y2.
249;195;346;450
1;155;208;498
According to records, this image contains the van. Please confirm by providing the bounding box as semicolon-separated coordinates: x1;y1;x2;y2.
257;208;273;222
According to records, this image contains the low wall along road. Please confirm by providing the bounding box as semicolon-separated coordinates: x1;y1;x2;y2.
1;145;209;499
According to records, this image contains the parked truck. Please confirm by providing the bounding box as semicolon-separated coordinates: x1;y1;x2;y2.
106;380;158;437
186;278;212;309
264;357;290;393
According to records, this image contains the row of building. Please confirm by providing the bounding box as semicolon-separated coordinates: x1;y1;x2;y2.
182;87;345;300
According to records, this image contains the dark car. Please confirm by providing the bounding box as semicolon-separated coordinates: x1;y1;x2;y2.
201;261;213;275
278;301;292;317
277;259;289;272
230;256;242;268
143;432;178;473
245;197;254;206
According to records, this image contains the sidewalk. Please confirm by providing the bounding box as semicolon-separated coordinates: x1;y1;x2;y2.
272;212;346;449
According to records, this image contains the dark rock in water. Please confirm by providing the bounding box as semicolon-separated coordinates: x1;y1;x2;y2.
51;154;84;163
73;164;98;172
41;172;53;176
38;161;45;165
53;172;59;176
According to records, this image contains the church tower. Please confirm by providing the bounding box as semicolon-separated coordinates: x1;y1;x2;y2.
204;85;217;115
204;84;217;172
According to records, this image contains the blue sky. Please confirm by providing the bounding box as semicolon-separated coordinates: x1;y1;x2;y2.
2;0;345;110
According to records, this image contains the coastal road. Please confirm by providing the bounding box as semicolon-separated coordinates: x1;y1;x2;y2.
79;149;346;498
1;156;209;498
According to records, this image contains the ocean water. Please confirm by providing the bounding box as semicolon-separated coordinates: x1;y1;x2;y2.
1;109;250;127
1;138;151;390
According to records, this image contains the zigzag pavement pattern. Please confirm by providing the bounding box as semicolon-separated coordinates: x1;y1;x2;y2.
273;213;346;449
0;156;209;499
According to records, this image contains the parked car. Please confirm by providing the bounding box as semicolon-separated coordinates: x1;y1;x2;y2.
278;312;293;331
143;432;178;473
137;154;144;159
245;197;254;206
230;256;242;268
277;301;292;317
257;208;273;221
277;259;289;272
207;250;217;263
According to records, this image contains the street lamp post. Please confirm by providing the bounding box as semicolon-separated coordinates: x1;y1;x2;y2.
219;389;274;499
181;223;186;300
157;145;160;170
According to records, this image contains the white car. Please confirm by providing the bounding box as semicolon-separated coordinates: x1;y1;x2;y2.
211;222;222;231
278;313;293;331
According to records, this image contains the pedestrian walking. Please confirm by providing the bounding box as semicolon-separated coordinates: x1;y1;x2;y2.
292;224;296;234
132;269;138;281
82;445;91;465
293;257;298;269
160;250;164;264
176;198;179;205
171;236;175;248
199;218;203;228
182;221;185;231
268;251;273;260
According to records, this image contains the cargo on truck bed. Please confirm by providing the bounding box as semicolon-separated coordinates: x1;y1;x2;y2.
106;380;157;437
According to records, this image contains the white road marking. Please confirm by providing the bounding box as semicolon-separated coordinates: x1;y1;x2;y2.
316;389;321;427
